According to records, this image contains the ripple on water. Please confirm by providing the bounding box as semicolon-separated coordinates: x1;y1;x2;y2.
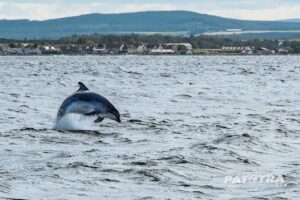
0;55;299;199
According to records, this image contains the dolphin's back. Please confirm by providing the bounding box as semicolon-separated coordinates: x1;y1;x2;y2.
76;92;119;114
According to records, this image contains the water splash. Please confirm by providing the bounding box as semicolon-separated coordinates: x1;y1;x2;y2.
53;114;95;130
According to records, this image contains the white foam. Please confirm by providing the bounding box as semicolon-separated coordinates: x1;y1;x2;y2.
53;114;95;130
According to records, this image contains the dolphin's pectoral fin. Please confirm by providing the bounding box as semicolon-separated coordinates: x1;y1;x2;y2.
94;116;104;123
84;111;98;116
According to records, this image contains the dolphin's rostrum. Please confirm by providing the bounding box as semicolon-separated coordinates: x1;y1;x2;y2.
56;82;121;124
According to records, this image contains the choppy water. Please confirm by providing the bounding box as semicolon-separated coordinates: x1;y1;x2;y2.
0;55;299;199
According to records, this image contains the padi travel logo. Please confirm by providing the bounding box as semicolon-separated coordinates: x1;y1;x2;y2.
224;175;287;187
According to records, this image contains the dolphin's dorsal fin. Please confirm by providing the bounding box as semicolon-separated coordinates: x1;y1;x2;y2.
77;82;89;92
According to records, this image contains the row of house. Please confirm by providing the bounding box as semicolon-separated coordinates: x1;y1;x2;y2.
0;44;42;55
220;46;288;55
0;43;193;55
0;43;288;55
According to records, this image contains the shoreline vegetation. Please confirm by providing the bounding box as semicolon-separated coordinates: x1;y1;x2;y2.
1;34;300;55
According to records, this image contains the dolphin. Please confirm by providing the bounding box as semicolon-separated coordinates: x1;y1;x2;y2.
55;82;121;124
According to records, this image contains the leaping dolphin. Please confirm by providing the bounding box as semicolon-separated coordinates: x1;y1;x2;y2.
55;82;121;124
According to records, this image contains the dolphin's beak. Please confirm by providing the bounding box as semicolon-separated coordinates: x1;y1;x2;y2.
108;109;121;123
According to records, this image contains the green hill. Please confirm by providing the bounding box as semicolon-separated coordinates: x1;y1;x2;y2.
1;11;300;39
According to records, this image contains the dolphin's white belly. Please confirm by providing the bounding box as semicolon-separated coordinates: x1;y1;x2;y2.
66;100;96;115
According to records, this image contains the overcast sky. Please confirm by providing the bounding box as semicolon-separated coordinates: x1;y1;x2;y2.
0;0;299;21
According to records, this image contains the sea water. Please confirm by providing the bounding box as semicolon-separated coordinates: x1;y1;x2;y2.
0;55;299;199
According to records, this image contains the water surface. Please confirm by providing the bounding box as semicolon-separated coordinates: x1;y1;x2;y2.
0;55;299;199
